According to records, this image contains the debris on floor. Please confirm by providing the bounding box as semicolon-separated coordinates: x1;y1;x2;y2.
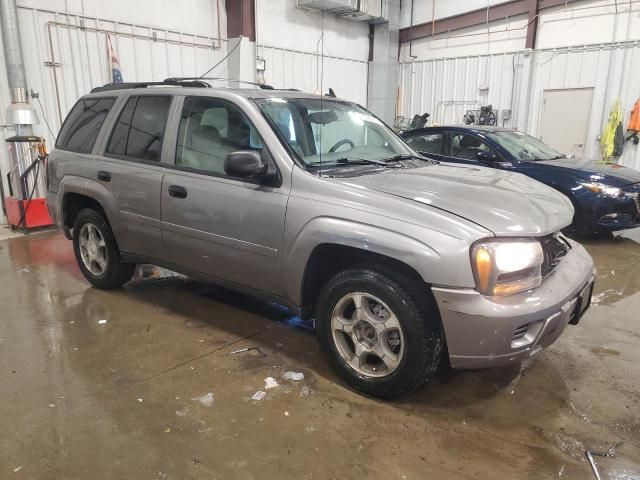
282;371;304;381
608;470;640;480
586;442;623;480
299;386;311;397
264;377;279;389
192;392;215;407
251;391;266;401
228;346;266;357
591;289;624;305
13;466;23;472
98;319;108;325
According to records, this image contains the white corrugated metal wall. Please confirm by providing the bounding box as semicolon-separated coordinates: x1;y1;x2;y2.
256;44;369;106
0;6;227;224
398;41;640;170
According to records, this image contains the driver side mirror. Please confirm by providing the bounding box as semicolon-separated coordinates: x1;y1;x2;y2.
224;150;270;180
476;151;497;162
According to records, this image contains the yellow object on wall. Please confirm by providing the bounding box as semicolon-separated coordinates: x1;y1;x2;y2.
600;99;622;161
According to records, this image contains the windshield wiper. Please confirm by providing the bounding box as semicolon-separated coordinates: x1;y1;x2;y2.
330;156;401;168
383;154;437;163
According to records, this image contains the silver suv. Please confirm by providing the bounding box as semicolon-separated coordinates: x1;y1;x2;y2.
46;81;595;398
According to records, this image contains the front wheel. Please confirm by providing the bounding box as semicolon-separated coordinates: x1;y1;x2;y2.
316;266;443;399
72;208;136;290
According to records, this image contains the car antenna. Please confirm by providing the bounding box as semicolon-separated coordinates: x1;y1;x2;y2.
326;88;336;97
164;76;274;90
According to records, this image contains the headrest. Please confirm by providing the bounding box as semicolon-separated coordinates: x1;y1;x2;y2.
459;135;482;148
190;125;220;150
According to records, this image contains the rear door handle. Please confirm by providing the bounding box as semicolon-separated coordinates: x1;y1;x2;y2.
168;185;187;199
97;171;111;182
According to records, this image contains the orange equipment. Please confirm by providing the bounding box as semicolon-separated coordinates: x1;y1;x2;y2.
628;99;640;132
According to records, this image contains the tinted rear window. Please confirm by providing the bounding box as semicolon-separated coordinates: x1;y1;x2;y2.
106;95;172;162
56;97;115;153
106;97;136;156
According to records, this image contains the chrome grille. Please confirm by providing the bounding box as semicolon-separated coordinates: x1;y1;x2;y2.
540;234;570;277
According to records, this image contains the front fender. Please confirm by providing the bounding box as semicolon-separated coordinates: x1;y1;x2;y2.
282;216;476;306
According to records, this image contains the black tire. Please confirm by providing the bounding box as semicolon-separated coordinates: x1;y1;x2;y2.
72;208;136;290
315;265;443;399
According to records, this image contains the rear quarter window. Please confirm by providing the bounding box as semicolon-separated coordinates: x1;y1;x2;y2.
55;97;116;153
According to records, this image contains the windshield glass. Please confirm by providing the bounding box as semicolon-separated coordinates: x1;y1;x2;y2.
487;130;565;161
256;98;415;167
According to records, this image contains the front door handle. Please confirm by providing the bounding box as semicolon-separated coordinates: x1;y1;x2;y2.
97;171;111;182
168;185;187;199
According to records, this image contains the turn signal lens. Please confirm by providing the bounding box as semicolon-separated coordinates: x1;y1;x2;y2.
475;247;492;293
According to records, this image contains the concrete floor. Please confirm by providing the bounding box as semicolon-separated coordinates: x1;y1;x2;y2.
1;229;639;480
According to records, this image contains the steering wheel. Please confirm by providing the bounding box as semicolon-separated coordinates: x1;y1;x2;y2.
329;139;355;153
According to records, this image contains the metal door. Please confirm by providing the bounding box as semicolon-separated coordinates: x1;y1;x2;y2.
160;96;290;296
539;88;593;158
91;94;174;261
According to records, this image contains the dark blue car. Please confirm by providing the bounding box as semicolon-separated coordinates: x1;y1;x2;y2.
402;126;640;234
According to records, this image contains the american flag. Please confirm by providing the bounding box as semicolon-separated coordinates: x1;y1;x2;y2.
106;34;123;83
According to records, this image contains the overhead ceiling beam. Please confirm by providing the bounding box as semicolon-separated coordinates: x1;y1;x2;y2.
399;0;583;44
525;0;539;49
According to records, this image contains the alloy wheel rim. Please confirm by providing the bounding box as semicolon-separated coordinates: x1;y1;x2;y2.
78;223;108;276
331;292;405;378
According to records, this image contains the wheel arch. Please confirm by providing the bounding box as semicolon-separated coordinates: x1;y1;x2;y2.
283;217;445;318
58;176;117;237
299;243;429;319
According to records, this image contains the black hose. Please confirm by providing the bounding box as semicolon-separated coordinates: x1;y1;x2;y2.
13;158;41;231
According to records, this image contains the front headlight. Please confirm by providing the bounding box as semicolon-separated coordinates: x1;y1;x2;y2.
471;239;544;296
580;182;621;197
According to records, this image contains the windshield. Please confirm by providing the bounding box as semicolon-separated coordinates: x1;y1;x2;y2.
256;98;415;167
487;130;566;161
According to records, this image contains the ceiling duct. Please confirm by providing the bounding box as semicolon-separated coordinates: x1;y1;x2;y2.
297;0;388;22
296;0;359;16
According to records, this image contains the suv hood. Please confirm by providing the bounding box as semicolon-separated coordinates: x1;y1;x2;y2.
536;157;640;187
339;163;574;236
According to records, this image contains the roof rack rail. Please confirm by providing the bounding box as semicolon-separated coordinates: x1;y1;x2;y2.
90;79;211;93
90;77;278;94
166;77;275;90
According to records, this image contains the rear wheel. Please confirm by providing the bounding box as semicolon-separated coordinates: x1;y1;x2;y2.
72;208;135;289
316;266;443;399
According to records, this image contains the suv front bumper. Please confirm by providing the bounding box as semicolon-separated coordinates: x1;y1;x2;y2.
432;239;595;369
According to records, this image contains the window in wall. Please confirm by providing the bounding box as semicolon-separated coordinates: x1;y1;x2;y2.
175;97;264;175
56;97;116;153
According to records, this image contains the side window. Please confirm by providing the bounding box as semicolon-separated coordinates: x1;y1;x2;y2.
176;97;264;175
106;97;136;156
106;95;171;161
450;133;491;161
405;133;443;155
56;97;115;153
